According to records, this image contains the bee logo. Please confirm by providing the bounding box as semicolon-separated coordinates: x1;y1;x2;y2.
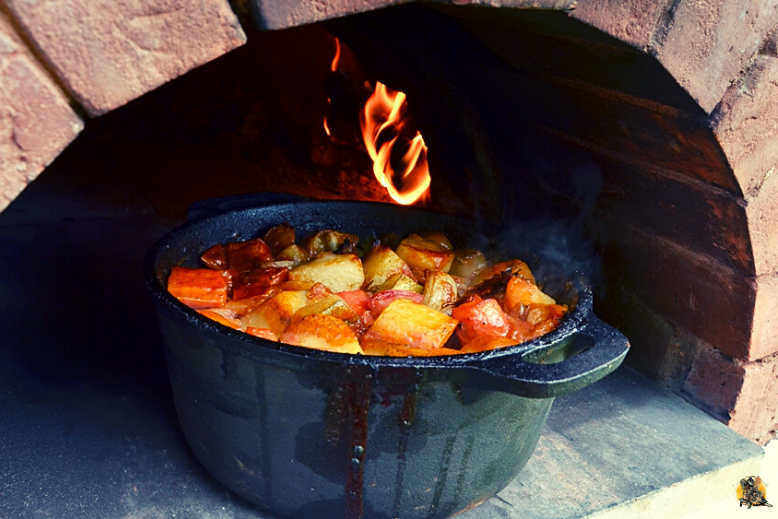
736;476;772;508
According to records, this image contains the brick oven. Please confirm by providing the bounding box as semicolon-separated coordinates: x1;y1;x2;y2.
2;0;777;454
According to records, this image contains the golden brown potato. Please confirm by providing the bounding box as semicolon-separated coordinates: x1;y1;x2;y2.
362;298;458;349
289;252;365;293
240;289;310;337
293;294;360;325
362;245;414;292
414;230;453;250
422;270;458;314
376;272;423;294
362;341;463;357
395;233;455;278
276;244;309;265
281;314;362;354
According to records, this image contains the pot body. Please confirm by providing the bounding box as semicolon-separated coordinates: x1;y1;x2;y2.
159;309;551;518
146;196;628;518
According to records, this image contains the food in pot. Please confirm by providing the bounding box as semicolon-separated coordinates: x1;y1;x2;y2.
166;224;568;356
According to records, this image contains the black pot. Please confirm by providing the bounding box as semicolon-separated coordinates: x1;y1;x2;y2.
145;194;629;519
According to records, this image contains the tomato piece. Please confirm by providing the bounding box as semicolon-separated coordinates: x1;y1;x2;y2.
451;297;511;345
368;290;424;317
338;290;371;314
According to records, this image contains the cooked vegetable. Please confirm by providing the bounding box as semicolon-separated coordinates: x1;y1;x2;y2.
168;267;228;309
362;245;414;292
362;299;458;350
395;233;455;278
167;225;567;356
288;252;364;293
281;314;362;354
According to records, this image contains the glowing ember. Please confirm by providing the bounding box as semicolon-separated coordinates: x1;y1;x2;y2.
324;38;431;205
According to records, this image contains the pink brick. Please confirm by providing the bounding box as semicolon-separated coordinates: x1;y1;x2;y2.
682;346;744;421
3;0;247;116
751;273;778;360
682;347;778;444
712;55;778;199
729;355;778;445
571;0;667;50
651;0;778;114
251;0;408;30
599;224;756;360
0;11;83;213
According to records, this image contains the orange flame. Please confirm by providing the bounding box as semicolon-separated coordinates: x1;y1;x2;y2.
360;83;430;205
323;40;341;137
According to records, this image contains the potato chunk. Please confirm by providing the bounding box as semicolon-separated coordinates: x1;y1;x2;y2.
293;294;360;325
422;270;458;314
289;252;365;293
395;233;455;277
363;298;458;349
241;290;310;337
362;245;414;292
376;273;422;294
281;314;362;354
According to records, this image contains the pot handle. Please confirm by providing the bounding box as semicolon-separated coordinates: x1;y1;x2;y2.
187;192;312;220
467;314;629;399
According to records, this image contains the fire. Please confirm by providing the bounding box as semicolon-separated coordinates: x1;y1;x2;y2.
360;83;430;205
325;38;430;205
323;40;342;138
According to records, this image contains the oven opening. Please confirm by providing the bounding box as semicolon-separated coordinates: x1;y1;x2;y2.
2;1;775;517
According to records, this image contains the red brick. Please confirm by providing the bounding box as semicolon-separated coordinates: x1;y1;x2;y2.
682;346;744;422
596;287;700;391
544;85;739;193
3;0;247;116
729;355;778;445
591;158;752;274
0;11;83;213
747;167;778;277
651;0;778;114
598;223;756;360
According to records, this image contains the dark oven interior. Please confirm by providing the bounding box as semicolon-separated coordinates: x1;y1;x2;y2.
3;1;776;450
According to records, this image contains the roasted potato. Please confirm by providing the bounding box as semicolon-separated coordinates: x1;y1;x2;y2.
289;252;364;293
395;233;455;278
281;314;362;354
362;245;414;292
422;270;458;314
362;298;458;350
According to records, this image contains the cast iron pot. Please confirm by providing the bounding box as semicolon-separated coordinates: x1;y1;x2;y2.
145;194;629;519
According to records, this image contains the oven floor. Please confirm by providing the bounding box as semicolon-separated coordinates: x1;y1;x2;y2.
0;137;764;518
